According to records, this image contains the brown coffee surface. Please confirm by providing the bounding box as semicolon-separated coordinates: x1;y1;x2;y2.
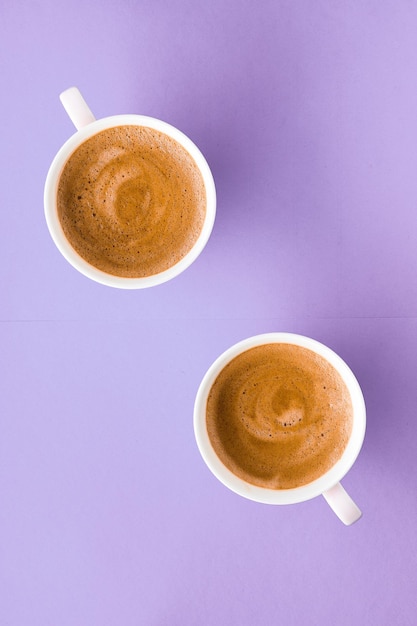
57;125;206;277
206;343;353;489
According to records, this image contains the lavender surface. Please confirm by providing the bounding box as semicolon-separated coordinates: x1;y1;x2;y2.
1;2;416;624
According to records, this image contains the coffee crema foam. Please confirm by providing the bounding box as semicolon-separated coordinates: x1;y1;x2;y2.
206;343;353;490
57;125;206;277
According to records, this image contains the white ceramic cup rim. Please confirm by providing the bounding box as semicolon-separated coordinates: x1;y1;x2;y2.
44;114;216;288
194;332;366;505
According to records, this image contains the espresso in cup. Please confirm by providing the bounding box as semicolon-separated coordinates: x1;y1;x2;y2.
57;125;206;278
206;342;353;490
45;88;215;288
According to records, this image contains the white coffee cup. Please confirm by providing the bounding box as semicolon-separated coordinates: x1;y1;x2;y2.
194;332;366;525
44;87;216;288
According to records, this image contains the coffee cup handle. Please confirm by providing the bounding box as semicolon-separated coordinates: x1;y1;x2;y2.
322;482;362;525
59;87;96;130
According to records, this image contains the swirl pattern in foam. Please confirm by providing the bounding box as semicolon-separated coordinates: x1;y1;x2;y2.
206;343;353;489
57;126;206;277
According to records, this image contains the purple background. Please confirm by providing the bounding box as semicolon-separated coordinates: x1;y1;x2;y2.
1;1;417;624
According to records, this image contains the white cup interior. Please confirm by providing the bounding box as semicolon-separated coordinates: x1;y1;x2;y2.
193;332;366;505
44;114;216;288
